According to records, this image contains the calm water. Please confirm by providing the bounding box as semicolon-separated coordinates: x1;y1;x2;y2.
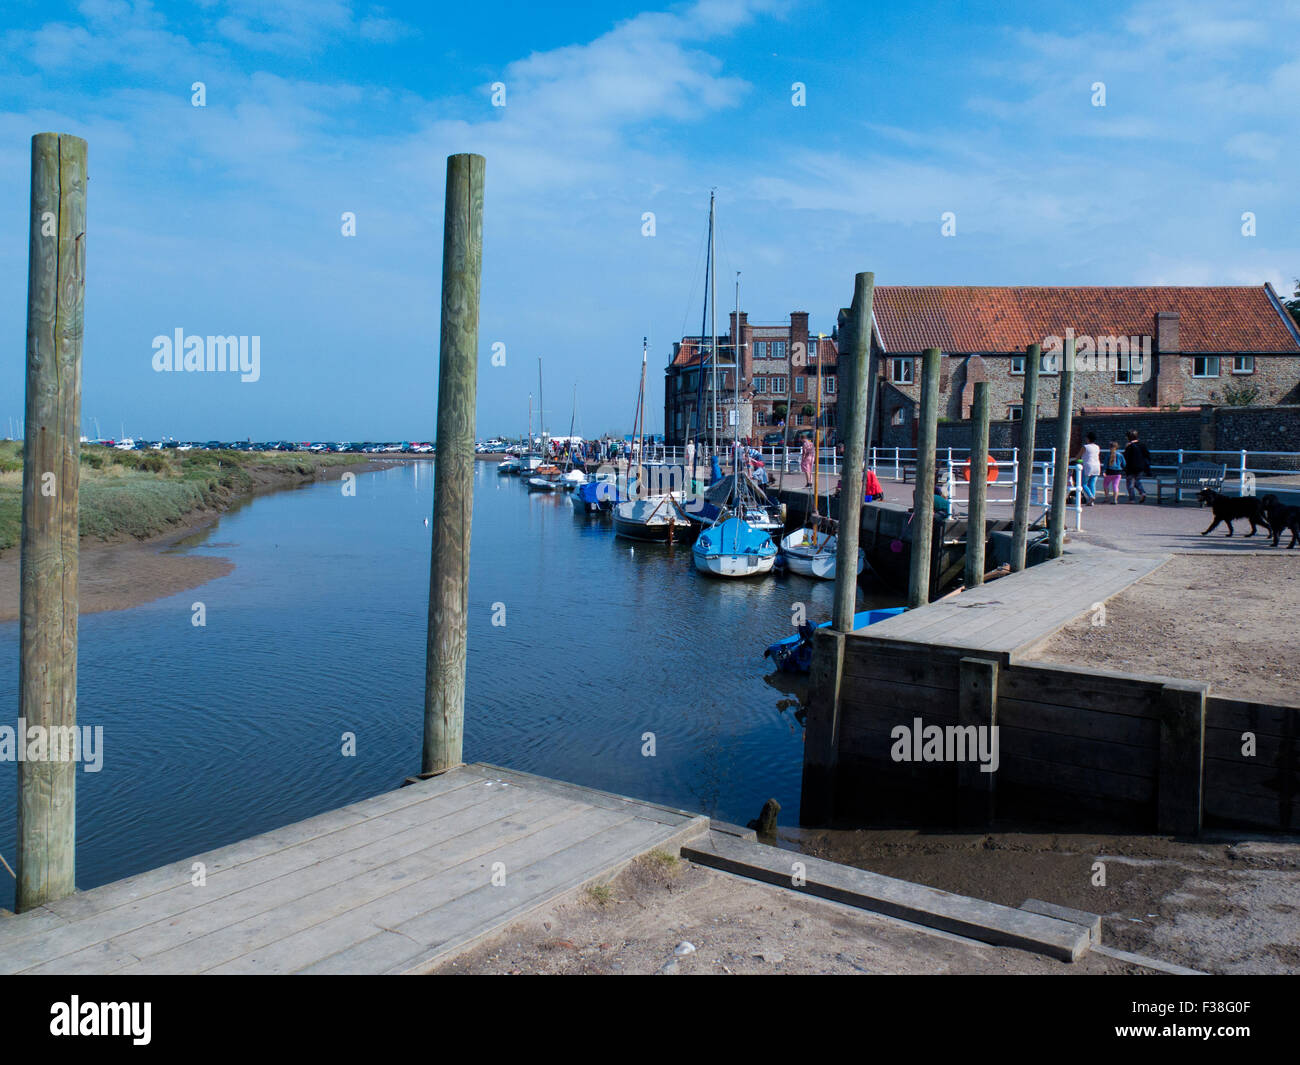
0;462;899;908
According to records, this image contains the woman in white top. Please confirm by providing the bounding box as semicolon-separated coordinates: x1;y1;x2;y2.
1077;431;1102;506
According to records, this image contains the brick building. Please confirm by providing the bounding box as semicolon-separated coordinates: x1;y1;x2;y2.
664;311;840;446
840;285;1300;445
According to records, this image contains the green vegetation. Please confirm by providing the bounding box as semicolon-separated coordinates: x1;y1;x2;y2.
0;442;366;552
1222;381;1261;407
584;882;615;907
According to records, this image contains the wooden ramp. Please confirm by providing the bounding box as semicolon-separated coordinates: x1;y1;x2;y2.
859;549;1170;655
0;763;708;975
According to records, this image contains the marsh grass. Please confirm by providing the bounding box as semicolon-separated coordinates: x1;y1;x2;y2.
0;442;365;551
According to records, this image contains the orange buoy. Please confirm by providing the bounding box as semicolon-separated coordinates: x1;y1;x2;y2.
962;456;999;483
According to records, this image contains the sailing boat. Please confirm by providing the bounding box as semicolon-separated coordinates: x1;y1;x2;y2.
779;332;863;579
528;357;562;491
612;338;694;541
691;265;776;577
559;383;587;490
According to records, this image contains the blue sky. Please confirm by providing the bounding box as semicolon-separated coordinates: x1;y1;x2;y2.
1;0;1297;440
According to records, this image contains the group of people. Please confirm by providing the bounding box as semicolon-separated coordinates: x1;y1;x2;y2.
1074;429;1153;505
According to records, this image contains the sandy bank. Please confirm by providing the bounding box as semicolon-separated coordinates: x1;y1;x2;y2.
0;457;394;624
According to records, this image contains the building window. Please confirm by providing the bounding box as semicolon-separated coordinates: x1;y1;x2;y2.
771;377;786;395
794;376;805;394
772;341;787;359
753;341;767;358
1232;355;1255;374
1008;405;1023;421
756;410;767;426
891;407;905;426
1011;354;1056;374
1115;354;1143;384
754;377;767;393
1193;356;1220;378
824;376;836;394
890;357;914;384
675;412;682;431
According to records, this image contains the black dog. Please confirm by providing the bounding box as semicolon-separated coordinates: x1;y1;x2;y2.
1261;494;1300;549
1198;488;1270;537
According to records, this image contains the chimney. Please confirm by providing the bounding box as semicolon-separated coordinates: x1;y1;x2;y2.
730;310;751;382
790;311;810;359
1155;311;1183;406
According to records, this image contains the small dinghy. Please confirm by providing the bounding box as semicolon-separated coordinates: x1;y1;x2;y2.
764;608;905;672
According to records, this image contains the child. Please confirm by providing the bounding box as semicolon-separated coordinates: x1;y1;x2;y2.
1102;441;1125;503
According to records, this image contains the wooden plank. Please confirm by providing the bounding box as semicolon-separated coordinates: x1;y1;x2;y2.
42;770;481;923
10;786;557;974
841;644;959;689
997;752;1156;803
998;697;1159;747
839;676;961;722
1205;697;1300;737
999;664;1166;719
463;763;701;827
683;832;1090;962
958;657;997;826
997;724;1156;779
193;804;639;975
800;629;845;825
1158;682;1207;836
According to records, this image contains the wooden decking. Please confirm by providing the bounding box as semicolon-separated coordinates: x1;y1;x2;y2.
0;763;708;974
858;549;1170;655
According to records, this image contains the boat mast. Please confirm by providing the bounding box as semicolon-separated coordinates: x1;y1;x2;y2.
636;337;648;491
814;328;823;531
565;383;577;473
538;356;547;460
733;271;742;552
709;190;718;456
527;391;533;456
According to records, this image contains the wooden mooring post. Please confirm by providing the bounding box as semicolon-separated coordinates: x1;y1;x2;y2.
964;381;990;589
833;272;875;632
422;153;485;776
17;132;87;912
906;348;941;609
1010;343;1041;572
1048;338;1075;559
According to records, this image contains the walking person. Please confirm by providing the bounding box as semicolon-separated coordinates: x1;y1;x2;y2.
1123;429;1151;503
1102;440;1125;503
1076;431;1102;506
685;438;695;481
800;434;816;489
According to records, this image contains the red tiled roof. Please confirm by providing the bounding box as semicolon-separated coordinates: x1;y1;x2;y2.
871;286;1300;355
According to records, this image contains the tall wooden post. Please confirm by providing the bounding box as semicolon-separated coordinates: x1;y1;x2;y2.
1048;338;1076;559
907;348;941;609
833;272;874;632
422;153;485;776
1010;343;1041;573
17;133;86;912
964;381;990;589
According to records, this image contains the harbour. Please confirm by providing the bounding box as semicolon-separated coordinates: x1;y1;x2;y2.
3;1;1300;1016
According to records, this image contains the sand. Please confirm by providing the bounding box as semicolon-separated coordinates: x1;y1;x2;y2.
435;850;1139;975
1028;554;1300;705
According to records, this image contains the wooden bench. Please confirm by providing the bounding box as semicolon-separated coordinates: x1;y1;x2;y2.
1156;462;1225;505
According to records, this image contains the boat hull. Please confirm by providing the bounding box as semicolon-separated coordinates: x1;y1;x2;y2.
692;551;776;577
